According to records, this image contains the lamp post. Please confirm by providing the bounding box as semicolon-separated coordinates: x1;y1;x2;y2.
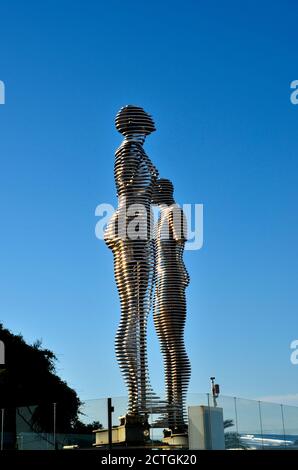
210;377;220;408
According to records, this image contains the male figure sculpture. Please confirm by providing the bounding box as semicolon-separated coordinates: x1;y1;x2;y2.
152;179;191;432
104;105;158;418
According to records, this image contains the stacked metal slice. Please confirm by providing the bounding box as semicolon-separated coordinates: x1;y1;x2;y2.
104;107;191;431
153;178;191;431
105;105;159;416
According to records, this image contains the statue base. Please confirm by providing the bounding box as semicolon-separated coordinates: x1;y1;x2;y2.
93;414;150;447
162;428;188;447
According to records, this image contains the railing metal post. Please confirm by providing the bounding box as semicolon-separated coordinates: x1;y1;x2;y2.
107;398;114;450
258;401;264;450
280;404;287;449
234;397;239;435
206;393;213;449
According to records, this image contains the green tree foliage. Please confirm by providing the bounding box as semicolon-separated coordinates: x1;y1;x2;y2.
0;324;98;434
224;419;247;449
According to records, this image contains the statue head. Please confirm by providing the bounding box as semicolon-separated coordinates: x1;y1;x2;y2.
152;178;174;205
115;105;156;137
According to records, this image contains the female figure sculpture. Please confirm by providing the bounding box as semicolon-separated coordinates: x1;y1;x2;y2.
152;179;191;432
104;105;158;418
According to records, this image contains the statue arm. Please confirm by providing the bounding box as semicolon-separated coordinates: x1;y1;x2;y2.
142;152;159;181
115;147;142;189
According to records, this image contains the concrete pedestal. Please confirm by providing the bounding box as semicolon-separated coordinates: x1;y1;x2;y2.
93;414;150;447
162;431;188;447
188;405;225;450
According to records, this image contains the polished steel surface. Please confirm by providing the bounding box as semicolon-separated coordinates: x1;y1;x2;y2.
104;107;191;430
104;105;158;416
152;179;191;431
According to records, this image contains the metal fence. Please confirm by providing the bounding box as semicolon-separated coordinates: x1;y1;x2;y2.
1;394;298;450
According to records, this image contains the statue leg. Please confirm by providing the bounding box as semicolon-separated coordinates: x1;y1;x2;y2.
156;286;190;430
115;240;155;416
167;303;190;430
134;242;152;413
114;252;139;414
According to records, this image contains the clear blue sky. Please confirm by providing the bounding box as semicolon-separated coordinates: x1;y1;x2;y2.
0;0;297;405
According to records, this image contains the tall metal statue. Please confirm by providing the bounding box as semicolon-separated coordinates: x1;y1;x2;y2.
104;105;158;418
152;178;191;432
